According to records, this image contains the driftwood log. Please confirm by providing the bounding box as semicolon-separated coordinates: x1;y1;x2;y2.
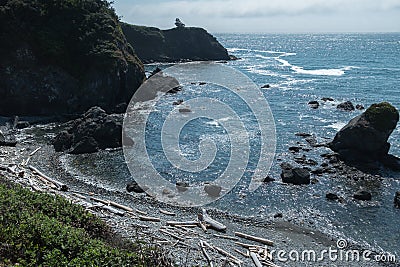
198;209;227;232
28;165;68;191
250;252;262;267
234;231;274;246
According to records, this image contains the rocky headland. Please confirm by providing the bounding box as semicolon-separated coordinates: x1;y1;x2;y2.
122;23;231;63
0;1;231;117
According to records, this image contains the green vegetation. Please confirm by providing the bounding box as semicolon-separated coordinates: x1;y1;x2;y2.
0;177;169;266
0;0;141;78
364;102;399;131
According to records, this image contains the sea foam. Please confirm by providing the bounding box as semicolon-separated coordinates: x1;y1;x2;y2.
275;55;356;76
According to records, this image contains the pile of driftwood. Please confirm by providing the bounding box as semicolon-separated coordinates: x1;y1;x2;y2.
0;146;280;267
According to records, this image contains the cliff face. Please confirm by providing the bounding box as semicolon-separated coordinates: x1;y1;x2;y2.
122;24;230;63
0;0;145;116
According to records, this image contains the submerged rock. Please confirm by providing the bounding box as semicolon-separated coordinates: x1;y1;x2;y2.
394;192;400;208
353;190;372;201
308;101;319;109
176;181;189;192
204;184;222;197
326;192;339;200
356;104;365;110
337;101;355;111
329;102;399;170
52;107;123;154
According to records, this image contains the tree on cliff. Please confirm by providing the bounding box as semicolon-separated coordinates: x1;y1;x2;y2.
0;0;145;115
175;18;185;28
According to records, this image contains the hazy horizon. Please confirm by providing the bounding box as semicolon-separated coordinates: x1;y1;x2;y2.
113;0;400;33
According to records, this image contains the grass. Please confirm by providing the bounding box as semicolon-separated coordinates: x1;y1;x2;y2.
0;176;171;266
364;102;399;131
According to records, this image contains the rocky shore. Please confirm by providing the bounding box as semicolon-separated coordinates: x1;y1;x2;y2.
1;100;399;266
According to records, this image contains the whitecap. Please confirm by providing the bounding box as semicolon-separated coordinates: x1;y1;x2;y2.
274;56;356;76
325;122;346;131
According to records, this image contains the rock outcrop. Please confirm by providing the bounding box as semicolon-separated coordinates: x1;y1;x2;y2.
53;107;122;154
0;0;145;116
337;101;355;111
122;24;231;63
280;163;311;185
329;102;400;170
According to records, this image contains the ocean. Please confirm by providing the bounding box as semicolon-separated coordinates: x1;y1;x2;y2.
63;33;400;258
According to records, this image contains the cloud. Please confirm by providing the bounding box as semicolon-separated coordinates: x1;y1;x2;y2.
115;0;400;32
124;0;400;18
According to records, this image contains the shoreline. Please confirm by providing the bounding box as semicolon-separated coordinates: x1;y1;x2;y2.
1;125;394;266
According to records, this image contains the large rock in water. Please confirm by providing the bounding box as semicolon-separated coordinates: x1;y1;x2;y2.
280;163;311;185
53;107;122;154
122;24;231;63
329;102;400;169
0;1;145;116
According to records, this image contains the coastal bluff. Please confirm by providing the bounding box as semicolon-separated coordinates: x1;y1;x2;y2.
0;0;145;116
122;23;231;63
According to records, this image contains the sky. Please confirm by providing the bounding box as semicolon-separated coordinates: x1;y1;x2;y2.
113;0;400;33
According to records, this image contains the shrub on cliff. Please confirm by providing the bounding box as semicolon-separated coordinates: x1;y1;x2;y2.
0;178;171;266
0;0;145;115
0;0;138;76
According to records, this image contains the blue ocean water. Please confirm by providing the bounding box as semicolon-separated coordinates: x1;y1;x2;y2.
66;33;400;257
214;33;400;256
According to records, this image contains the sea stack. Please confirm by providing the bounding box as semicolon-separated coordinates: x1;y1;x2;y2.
329;102;400;170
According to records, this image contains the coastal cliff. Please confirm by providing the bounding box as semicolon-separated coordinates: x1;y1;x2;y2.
0;0;145;116
122;23;231;63
0;1;232;116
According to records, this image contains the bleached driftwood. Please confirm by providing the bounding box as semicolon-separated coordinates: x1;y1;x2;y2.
250;252;262;267
159;209;176;216
139;215;160;222
199;220;208;232
234;241;264;250
89;197;133;212
159;229;184;241
234;248;249;258
198;209;227;232
109;201;133;212
166;220;199;226
29;165;68;191
101;205;125;216
29;147;42;157
234;231;274;246
200;240;214;267
212;245;242;265
135;209;148;215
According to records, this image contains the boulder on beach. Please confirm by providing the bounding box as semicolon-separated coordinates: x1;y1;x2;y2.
52;107;123;154
280;163;310;185
329;102;400;170
126;181;146;193
337;101;355;111
0;130;17;147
